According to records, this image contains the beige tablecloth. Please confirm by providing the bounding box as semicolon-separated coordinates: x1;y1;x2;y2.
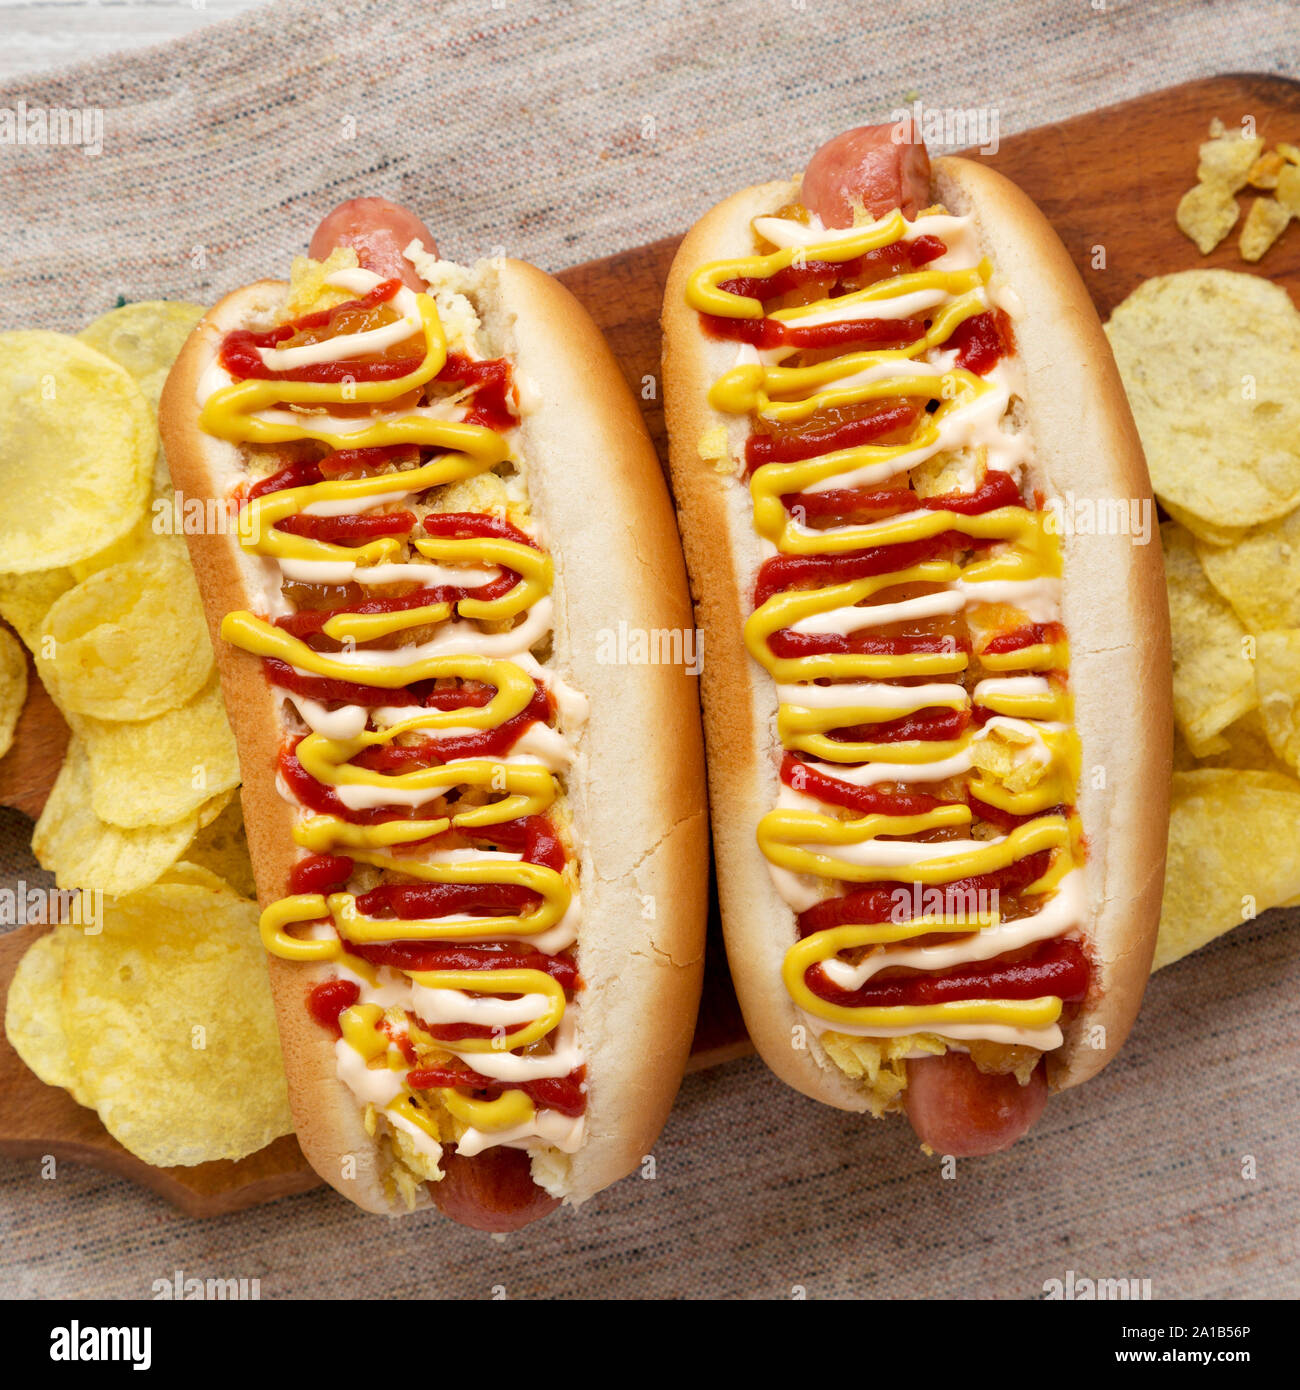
2;0;1298;1300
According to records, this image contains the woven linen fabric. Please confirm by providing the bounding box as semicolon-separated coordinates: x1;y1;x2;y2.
2;0;1299;1300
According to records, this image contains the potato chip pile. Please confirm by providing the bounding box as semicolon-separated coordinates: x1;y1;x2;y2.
1106;270;1300;969
1176;118;1300;262
0;303;241;896
4;882;292;1166
0;302;292;1165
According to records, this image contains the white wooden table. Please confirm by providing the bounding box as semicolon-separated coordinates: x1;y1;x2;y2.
0;0;266;82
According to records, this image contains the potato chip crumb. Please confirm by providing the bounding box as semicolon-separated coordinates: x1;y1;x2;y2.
389;1125;444;1185
390;1160;423;1212
970;721;1048;795
1239;197;1292;262
1175;182;1240;254
1247;151;1286;189
1277;163;1300;217
912;446;985;498
1197;128;1264;190
965;1040;1042;1085
284;246;359;319
697;425;729;466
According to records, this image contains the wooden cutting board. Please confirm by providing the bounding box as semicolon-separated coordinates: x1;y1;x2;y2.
2;71;1296;1215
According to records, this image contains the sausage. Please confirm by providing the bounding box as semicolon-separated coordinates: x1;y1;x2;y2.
430;1148;561;1233
801;124;932;228
307;196;438;290
903;1052;1048;1156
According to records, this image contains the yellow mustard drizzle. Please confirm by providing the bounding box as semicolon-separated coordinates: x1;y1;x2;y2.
201;276;581;1160
687;213;1084;1043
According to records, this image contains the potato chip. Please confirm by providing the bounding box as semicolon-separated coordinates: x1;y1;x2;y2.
0;332;155;573
1277;163;1300;217
32;739;204;896
80;678;238;829
1238;196;1292;262
1155;769;1300;970
77;302;204;471
1197;126;1264;190
68;510;154;584
156;861;244;895
196;786;235;828
184;797;256;899
1163;522;1257;752
0;625;27;759
1159;497;1245;550
1253;630;1300;773
1182;708;1294;780
1173;730;1215;769
37;533;213;721
1105;271;1300;535
0;568;74;649
1175;181;1240;254
138;369;173;417
1196;509;1300;631
59;882;292;1165
284;246;358;319
1247;150;1287;189
3;929;90;1103
76;302;205;383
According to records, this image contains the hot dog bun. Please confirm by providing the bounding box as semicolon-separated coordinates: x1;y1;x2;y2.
162;254;706;1220
662;154;1168;1132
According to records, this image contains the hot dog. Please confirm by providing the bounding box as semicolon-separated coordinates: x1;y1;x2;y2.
160;198;707;1227
662;125;1170;1155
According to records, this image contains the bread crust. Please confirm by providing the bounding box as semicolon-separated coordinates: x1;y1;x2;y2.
662;160;1169;1113
159;260;707;1214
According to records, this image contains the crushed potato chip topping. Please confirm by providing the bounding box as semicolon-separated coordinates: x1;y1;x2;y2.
284;246;361;318
819;1033;946;1115
973;724;1049;795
